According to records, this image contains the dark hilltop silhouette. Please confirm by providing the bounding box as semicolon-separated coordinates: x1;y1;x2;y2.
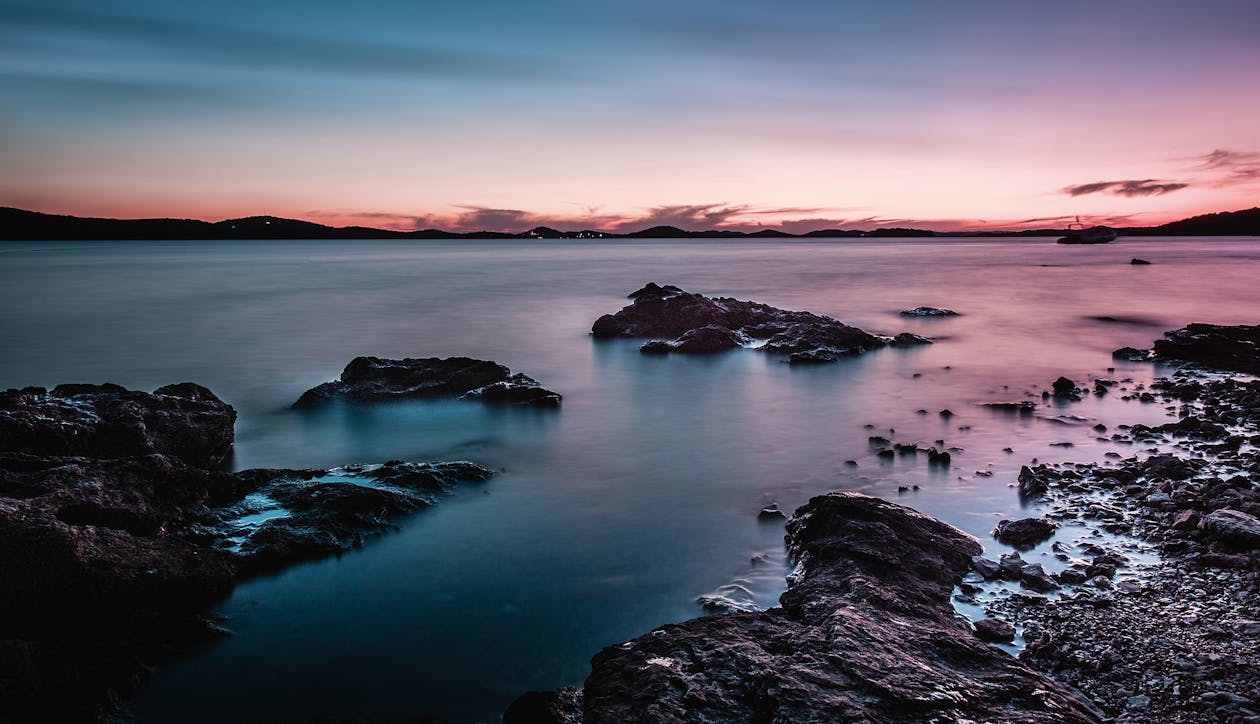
1;205;1257;241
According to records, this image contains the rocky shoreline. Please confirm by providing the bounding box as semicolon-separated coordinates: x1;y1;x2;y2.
973;365;1259;722
2;321;1255;722
509;493;1103;723
0;383;494;722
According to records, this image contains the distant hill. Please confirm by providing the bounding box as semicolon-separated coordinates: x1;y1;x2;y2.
2;205;1257;241
1143;207;1260;236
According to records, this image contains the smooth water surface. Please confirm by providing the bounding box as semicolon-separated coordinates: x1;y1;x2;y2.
2;237;1258;722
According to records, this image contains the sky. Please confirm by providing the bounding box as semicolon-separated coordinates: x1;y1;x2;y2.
1;0;1258;232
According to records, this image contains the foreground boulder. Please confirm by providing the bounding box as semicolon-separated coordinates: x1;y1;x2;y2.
293;356;561;408
0;383;494;722
592;283;906;364
509;493;1101;722
0;383;236;467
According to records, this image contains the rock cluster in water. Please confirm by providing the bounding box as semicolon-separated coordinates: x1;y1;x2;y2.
1111;323;1260;375
293;355;561;408
0;383;493;722
508;493;1102;722
592;283;930;363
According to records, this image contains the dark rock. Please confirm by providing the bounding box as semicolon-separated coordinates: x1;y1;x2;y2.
1202;509;1260;548
982;401;1037;413
1019;563;1060;593
504;687;583;724
900;306;959;317
890;332;933;346
1112;347;1152;361
533;494;1100;722
591;284;886;363
974;617;1017;643
972;556;1001;579
1052;376;1078;398
1130;258;1152;265
293;356;560;408
757;503;786;521
0;387;494;723
669;324;744;353
927;448;951;465
1018;465;1057;497
994;518;1058;549
638;340;671;355
1152;323;1260;374
627;282;685;300
0;383;236;467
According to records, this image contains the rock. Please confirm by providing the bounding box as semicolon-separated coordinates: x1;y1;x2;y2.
627;282;685;300
900;306;960;317
1171;509;1202;531
757;503;786;521
0;383;236;467
1052;376;1078;398
974;618;1017;643
1202;509;1260;548
1152;323;1260;374
1130;258;1153;265
1126;694;1152;710
522;494;1101;722
981;401;1037;413
1019;563;1060;593
994;518;1058;549
643;324;746;354
927;448;951;465
972;556;1001;579
889;332;933;346
0;386;494;722
591;284;886;363
504;687;583;724
1112;346;1151;361
292;356;560;408
1017;465;1057;498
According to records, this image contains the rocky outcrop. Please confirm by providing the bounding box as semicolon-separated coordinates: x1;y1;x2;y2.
900;306;959;317
1152;323;1260;375
0;384;494;722
292;356;561;408
512;493;1101;722
593;283;902;364
0;383;236;467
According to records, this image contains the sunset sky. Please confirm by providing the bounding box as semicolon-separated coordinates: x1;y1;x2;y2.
2;0;1258;232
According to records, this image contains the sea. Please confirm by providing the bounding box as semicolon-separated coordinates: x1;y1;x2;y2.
1;236;1257;722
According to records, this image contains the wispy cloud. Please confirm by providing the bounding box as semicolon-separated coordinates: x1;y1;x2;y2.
1062;179;1189;197
1195;149;1260;184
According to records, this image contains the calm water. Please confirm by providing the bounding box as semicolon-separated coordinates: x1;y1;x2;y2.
2;237;1258;722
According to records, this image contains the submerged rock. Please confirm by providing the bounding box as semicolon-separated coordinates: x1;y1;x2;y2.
293;356;561;408
592;284;890;363
0;383;236;467
890;332;933;346
512;493;1101;722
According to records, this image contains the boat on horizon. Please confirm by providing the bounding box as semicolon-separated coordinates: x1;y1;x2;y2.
1057;216;1118;244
